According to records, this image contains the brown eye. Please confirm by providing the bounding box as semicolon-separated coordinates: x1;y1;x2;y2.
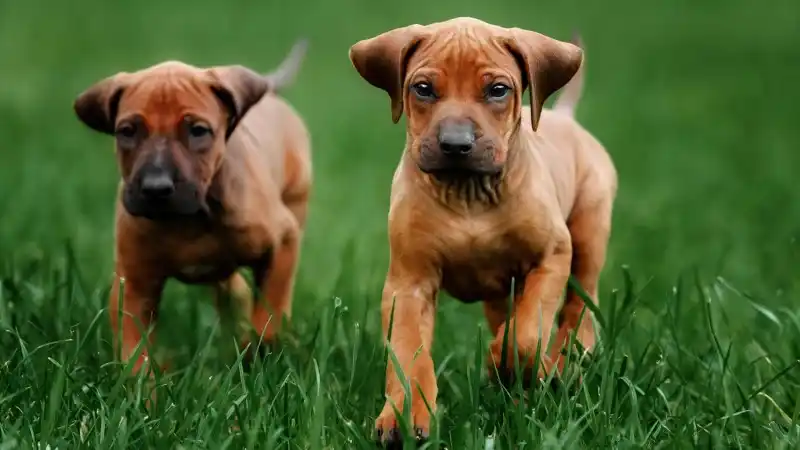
487;83;511;100
189;124;212;139
115;124;137;139
411;82;436;100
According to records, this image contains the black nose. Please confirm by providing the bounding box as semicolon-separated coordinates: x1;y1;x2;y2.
438;122;475;156
140;172;175;198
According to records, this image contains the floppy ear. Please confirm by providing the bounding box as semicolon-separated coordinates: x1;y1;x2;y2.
73;73;132;135
207;65;271;139
505;30;583;131
349;25;427;123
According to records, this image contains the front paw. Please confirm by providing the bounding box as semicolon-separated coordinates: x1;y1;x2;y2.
123;352;167;379
487;333;554;387
548;322;595;378
374;399;430;448
239;338;277;371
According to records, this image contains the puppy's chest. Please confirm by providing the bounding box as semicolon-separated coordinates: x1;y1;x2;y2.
437;221;541;303
167;226;274;283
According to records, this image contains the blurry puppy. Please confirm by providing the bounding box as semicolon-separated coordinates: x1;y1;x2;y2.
350;18;617;444
73;40;312;374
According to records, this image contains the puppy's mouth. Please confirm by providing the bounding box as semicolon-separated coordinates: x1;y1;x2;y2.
415;137;503;179
416;149;503;179
122;182;210;222
419;164;501;178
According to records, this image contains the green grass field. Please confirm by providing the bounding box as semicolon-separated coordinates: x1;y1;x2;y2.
2;0;800;448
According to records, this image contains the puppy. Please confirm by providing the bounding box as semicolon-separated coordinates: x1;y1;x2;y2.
349;18;617;444
73;40;312;374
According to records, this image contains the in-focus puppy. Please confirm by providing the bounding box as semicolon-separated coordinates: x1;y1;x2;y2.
74;40;312;374
350;18;617;444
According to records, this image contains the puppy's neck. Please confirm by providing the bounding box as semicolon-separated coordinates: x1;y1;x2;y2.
206;150;275;224
417;168;504;212
205;157;237;220
409;132;526;213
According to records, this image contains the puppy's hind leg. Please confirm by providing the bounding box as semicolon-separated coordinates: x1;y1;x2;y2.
252;143;311;341
214;272;255;347
250;222;301;347
243;178;309;366
487;243;571;384
553;198;613;370
249;175;310;343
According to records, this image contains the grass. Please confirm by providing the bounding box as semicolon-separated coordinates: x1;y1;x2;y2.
1;0;799;448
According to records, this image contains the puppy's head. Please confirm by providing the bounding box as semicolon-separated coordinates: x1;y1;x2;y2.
349;17;582;177
73;61;270;220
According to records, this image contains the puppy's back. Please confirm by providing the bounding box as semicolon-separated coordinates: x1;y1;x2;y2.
544;108;617;205
230;93;311;199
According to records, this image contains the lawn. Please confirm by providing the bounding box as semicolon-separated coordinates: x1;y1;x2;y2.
1;0;799;448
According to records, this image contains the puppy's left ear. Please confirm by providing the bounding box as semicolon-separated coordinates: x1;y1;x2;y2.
505;30;583;131
208;65;271;139
73;73;132;135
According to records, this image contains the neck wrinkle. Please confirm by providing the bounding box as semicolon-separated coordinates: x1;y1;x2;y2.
424;170;504;213
407;131;528;214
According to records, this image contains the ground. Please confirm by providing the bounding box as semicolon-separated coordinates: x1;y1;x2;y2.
1;0;799;448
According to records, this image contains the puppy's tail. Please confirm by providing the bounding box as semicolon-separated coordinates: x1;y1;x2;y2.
552;33;585;117
264;38;309;92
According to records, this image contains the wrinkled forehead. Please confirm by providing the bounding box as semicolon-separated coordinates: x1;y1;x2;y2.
408;23;521;80
118;64;222;126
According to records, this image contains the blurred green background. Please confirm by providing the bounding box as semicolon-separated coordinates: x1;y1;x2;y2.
1;0;799;447
2;0;798;301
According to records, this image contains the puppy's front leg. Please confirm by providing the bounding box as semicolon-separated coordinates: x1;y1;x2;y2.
375;268;438;444
489;239;572;383
251;227;300;345
109;271;165;375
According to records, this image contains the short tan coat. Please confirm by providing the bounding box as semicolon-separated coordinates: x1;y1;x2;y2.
349;18;617;443
73;41;311;374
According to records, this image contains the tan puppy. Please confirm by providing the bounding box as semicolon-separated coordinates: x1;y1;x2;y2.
73;40;312;374
349;18;617;444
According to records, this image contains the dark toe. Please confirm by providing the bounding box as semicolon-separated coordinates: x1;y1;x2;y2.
414;427;430;445
241;342;271;371
387;428;402;446
375;428;401;449
491;366;538;389
375;427;429;448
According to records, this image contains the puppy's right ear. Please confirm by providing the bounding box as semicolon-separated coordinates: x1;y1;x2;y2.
349;25;427;123
73;73;131;135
